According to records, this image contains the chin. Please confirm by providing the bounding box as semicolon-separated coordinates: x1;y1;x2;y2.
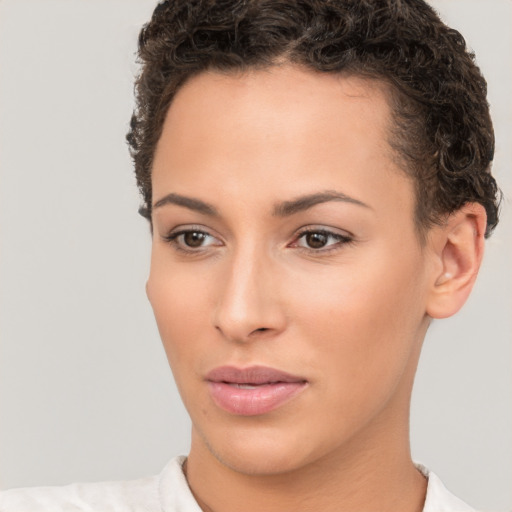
193;420;327;477
211;444;308;476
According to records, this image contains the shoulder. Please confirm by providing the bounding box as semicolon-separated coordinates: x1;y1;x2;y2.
418;464;476;512
0;456;200;512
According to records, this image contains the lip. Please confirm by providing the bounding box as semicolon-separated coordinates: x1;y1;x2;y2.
206;365;308;416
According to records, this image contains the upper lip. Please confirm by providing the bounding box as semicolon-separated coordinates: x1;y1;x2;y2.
206;365;307;385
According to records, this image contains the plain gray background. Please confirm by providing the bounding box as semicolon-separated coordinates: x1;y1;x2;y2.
0;1;510;510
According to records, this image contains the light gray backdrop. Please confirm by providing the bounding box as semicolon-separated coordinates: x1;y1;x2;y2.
0;1;510;510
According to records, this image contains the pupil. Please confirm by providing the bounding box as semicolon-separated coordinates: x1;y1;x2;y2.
184;232;205;247
307;232;327;248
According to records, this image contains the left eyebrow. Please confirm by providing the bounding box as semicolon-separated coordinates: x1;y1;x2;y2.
272;190;371;217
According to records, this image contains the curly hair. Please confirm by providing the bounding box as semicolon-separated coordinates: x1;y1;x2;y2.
127;0;500;238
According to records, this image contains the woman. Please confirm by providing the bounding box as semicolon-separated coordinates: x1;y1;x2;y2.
0;0;507;510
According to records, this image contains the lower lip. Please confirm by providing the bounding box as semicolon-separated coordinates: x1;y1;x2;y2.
208;381;307;416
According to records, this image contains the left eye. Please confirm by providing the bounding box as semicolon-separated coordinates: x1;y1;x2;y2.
294;230;352;250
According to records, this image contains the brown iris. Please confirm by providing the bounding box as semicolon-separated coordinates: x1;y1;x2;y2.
184;231;207;247
305;232;328;249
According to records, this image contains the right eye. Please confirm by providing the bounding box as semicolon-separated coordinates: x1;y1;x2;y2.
163;228;223;253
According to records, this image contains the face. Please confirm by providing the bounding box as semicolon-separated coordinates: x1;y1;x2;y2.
147;65;433;476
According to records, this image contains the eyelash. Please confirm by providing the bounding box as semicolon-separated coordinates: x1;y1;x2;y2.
162;227;354;255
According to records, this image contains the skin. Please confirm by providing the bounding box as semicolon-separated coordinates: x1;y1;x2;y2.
147;64;486;512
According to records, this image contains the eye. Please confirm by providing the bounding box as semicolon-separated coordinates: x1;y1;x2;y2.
163;228;222;252
292;228;353;252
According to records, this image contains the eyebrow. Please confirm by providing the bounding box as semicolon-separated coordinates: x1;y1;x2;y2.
272;190;371;216
153;193;219;216
152;190;370;217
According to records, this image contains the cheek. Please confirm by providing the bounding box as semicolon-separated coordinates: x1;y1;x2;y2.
289;247;427;386
146;255;212;368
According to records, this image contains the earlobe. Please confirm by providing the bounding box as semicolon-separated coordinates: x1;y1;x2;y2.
426;203;487;319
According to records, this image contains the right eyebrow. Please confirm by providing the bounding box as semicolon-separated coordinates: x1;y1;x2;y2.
152;193;219;216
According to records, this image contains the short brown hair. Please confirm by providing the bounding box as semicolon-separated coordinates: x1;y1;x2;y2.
127;0;500;237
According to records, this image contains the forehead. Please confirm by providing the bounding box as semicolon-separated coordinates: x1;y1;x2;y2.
163;65;394;150
152;64;414;224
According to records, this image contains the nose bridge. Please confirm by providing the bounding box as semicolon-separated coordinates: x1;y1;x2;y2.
213;240;284;341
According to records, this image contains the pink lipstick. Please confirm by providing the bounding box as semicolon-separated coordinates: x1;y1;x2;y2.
206;366;307;416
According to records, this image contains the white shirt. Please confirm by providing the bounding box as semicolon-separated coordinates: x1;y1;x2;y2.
0;457;475;512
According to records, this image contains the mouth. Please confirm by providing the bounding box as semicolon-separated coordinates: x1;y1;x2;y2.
205;365;308;416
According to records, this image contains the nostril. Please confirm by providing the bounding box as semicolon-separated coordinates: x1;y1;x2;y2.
252;327;269;334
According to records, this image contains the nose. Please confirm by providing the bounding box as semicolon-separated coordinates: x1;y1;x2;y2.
212;247;287;343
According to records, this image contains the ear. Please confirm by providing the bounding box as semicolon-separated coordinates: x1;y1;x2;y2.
426;203;487;319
